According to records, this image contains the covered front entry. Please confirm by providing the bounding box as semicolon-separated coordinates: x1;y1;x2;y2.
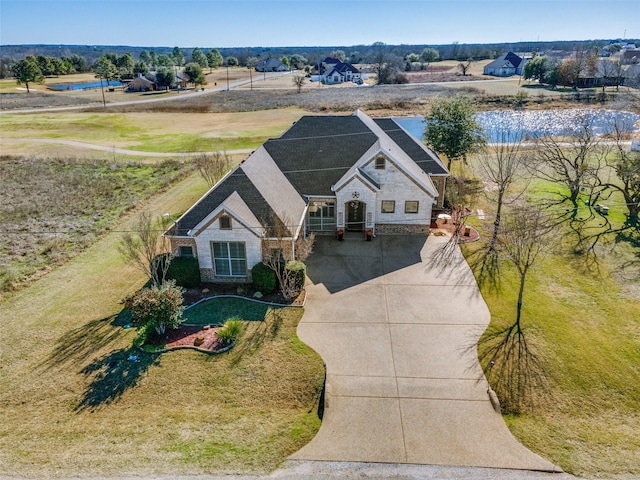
346;200;365;231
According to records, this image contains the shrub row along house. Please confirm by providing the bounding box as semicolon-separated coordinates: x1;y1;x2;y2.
167;110;448;282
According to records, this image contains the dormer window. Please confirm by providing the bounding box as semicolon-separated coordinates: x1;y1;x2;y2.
375;157;386;169
219;215;231;230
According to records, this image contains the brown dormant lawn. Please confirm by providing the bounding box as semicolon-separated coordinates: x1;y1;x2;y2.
0;172;324;477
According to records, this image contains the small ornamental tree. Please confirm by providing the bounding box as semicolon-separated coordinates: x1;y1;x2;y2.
123;281;184;336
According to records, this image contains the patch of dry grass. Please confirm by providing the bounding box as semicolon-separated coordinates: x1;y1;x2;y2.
0;172;324;477
0;155;192;296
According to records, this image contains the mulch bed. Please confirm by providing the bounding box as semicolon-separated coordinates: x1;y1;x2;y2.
146;325;225;353
430;218;481;243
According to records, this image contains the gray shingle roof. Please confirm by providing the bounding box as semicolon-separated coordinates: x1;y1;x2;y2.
264;116;378;196
173;167;288;236
373;118;448;175
173;113;448;238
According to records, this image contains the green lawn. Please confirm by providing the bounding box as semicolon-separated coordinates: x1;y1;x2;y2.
184;297;285;325
0;172;324;478
0;109;304;154
462;171;640;477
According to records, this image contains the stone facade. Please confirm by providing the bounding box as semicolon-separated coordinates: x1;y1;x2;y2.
375;223;430;235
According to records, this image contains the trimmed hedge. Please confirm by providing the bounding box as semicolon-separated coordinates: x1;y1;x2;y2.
251;262;277;293
285;260;306;292
165;256;201;288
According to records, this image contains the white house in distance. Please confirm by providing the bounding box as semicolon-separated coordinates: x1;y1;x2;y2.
318;57;363;84
167;110;448;282
483;52;527;77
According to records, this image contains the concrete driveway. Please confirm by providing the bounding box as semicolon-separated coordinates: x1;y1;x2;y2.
291;234;560;472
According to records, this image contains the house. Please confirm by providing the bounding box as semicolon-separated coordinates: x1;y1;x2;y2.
126;75;155;92
256;58;288;72
621;49;640;65
576;60;639;88
167;110;449;283
317;57;362;84
483;52;526;77
323;62;362;84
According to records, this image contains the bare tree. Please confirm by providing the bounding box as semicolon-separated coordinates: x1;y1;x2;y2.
499;204;556;326
457;58;473;76
292;74;305;93
529;114;608;221
194;151;232;187
262;215;314;299
600;122;640;224
477;128;529;252
475;204;556;413
471;128;529;288
118;211;172;287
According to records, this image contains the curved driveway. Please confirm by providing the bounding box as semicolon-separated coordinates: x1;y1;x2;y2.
292;234;560;472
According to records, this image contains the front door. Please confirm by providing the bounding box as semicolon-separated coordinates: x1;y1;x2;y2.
346;201;365;232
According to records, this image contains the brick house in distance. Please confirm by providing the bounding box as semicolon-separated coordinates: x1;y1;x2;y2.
167;110;448;282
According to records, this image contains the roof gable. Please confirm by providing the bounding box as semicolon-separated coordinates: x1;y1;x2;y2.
355;111;438;197
192;191;264;238
373;118;448;175
173;167;288;236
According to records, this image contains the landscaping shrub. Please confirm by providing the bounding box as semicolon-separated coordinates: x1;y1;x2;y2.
216;318;243;345
285;260;306;293
165;256;200;288
122;280;184;338
251;262;277;293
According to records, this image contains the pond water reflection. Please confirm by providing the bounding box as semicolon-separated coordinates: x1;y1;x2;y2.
394;109;640;143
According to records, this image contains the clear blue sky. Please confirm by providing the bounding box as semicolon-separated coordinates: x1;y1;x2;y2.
1;0;638;48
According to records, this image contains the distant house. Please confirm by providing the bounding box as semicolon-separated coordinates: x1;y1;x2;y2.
483;52;526;77
166;110;448;283
126;75;154;92
577;60;639;88
256;58;288;72
318;57;362;84
621;49;640;65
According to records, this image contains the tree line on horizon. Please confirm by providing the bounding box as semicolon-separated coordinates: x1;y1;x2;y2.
4;39;639;91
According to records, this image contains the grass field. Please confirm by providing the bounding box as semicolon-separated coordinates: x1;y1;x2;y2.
461;158;640;478
0;108;305;155
0;172;324;478
0;155;193;296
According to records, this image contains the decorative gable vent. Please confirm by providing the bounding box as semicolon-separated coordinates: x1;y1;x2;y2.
219;215;232;230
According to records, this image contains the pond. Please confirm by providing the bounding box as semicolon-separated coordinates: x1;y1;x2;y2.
394;109;640;143
47;80;124;91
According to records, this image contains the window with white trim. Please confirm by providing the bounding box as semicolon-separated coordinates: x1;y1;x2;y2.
179;245;194;257
211;242;246;277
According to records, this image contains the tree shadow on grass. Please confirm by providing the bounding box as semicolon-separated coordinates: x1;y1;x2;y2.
473;321;549;414
40;309;133;372
75;348;158;411
224;307;284;368
39;307;158;411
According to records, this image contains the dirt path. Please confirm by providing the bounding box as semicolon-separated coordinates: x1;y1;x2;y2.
0;137;253;157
